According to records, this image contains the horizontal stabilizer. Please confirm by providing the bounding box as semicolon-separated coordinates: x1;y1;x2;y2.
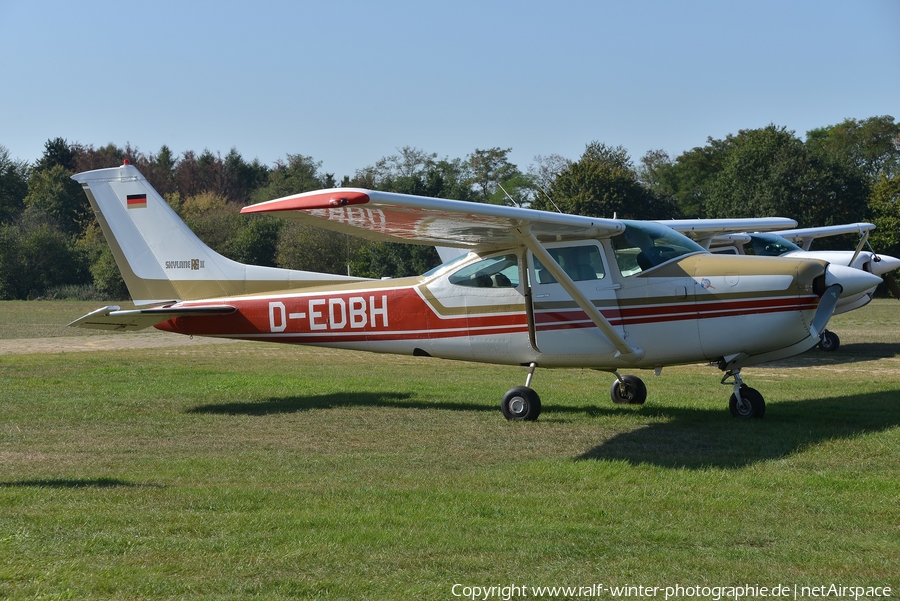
68;305;236;331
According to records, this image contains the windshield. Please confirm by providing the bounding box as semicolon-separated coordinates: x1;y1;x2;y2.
747;233;801;257
612;221;706;276
422;251;470;277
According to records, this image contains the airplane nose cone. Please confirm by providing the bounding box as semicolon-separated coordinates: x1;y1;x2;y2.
825;264;884;297
869;254;900;276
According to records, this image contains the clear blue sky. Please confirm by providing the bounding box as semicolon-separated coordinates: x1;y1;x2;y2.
1;0;898;180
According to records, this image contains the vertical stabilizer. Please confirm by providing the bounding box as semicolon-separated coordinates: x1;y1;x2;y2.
73;163;364;305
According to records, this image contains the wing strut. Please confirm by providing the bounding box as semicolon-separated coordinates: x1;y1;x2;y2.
514;227;644;362
849;225;870;267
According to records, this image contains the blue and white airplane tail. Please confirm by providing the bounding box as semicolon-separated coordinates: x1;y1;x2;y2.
72;162;364;305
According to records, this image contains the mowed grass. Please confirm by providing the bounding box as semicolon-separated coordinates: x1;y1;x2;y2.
1;301;899;599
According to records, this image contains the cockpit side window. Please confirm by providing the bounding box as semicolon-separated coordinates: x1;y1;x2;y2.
533;245;605;284
612;222;705;276
448;254;520;288
747;234;801;257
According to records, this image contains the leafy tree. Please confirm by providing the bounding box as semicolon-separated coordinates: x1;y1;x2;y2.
181;193;243;257
276;223;358;275
0;214;89;299
0;145;28;223
223;148;269;205
175;150;202;198
528;154;572;194
252;154;325;202
77;221;128;299
640;138;731;218
72;142;126;173
231;216;282;267
197;149;224;195
868;173;900;261
806;116;900;180
22;164;90;236
467;147;519;204
33;137;76;173
704;125;869;230
144;145;178;197
351;242;439;279
532;142;677;219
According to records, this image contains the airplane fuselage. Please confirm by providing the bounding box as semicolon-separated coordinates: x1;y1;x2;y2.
157;251;828;371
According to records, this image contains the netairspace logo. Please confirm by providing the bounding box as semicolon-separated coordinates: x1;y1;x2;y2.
450;583;894;600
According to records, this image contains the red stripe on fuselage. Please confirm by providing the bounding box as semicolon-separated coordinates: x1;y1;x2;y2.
158;286;818;344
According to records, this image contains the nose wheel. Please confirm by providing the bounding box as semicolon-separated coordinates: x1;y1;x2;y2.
818;329;840;352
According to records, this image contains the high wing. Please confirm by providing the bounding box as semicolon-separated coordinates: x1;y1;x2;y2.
658;218;799;249
241;188;625;251
770;222;875;251
68;305;237;331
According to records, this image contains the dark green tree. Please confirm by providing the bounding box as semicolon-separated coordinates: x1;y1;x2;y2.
0;145;28;224
533;142;677;220
231;216;283;267
640;138;731;218
223;148;269;205
0;214;89;299
22;164;90;236
252;154;325;202
806;116;900;180
704;125;869;229
276;223;358;275
33;137;76;173
868;173;900;261
351;241;439;279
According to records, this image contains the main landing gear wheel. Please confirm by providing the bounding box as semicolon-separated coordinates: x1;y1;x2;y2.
500;386;542;421
729;384;766;419
818;330;840;352
610;374;647;405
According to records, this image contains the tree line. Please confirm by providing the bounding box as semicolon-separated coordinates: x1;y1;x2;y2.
1;115;898;300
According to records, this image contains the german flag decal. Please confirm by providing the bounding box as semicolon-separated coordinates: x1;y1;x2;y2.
127;194;147;209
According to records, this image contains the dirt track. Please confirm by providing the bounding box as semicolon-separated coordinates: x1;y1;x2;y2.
0;333;238;355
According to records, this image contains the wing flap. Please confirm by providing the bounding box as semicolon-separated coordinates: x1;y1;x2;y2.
69;305;237;331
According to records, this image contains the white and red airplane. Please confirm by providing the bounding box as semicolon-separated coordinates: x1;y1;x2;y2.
690;223;900;351
68;162;882;420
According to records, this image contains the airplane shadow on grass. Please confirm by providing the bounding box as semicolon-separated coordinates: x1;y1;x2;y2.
188;386;900;470
575;389;900;469
755;342;899;368
187;392;495;416
0;477;163;489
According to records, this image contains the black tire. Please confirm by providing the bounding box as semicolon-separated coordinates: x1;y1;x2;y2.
818;330;840;352
500;386;542;421
610;375;647;405
729;385;766;418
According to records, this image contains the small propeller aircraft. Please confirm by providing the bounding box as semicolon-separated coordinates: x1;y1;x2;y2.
69;162;882;420
677;222;900;351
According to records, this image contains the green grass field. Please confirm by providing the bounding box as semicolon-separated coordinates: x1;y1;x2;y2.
1;300;899;600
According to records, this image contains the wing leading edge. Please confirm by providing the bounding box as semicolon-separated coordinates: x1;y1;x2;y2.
241;189;626;251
